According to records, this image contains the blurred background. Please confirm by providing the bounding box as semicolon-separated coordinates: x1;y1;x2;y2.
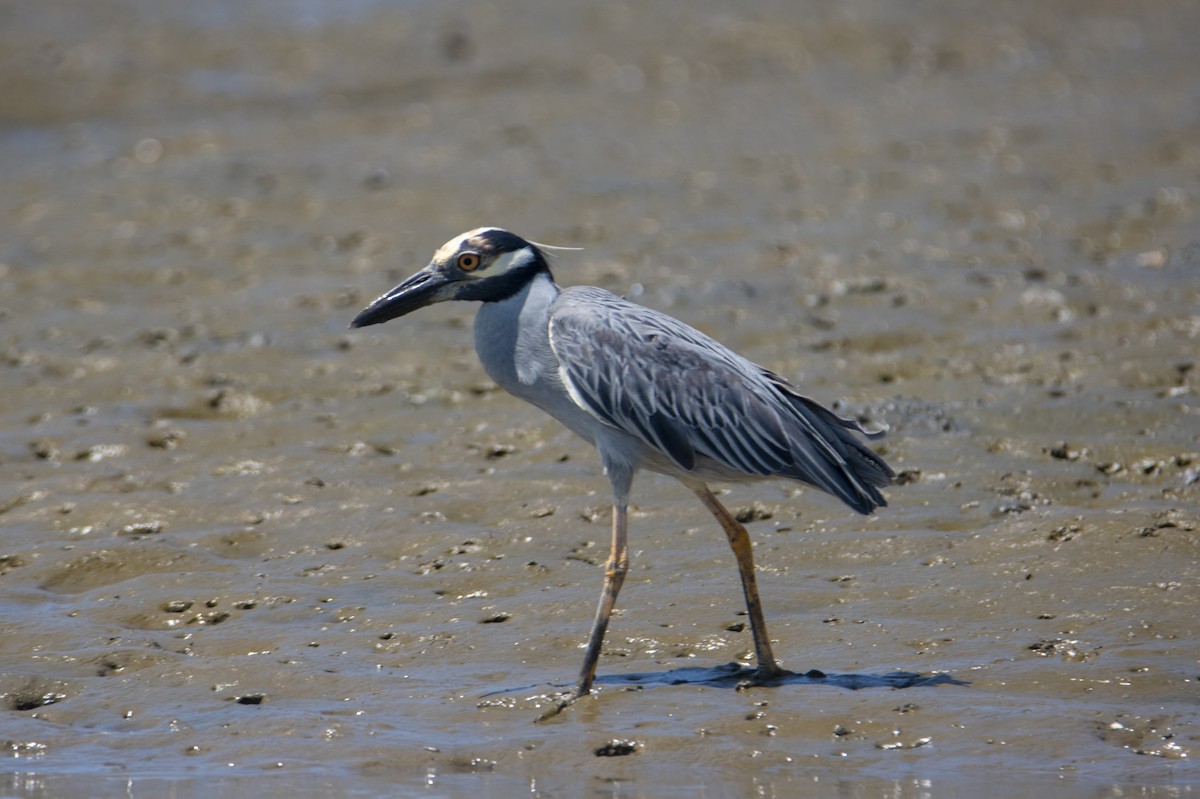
1;1;1198;796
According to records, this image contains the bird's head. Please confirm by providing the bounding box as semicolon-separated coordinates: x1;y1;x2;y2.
349;227;556;329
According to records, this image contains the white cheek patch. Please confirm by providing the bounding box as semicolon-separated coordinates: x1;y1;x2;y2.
487;246;534;275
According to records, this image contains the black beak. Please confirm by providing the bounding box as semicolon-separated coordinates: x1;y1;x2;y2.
349;265;451;329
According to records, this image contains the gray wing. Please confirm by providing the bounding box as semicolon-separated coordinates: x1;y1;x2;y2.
548;287;893;514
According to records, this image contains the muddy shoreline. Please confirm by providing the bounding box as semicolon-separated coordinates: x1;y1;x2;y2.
2;1;1198;796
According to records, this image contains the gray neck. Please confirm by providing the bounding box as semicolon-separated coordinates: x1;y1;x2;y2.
473;271;561;395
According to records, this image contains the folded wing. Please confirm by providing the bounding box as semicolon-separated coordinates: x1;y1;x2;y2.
548;287;893;514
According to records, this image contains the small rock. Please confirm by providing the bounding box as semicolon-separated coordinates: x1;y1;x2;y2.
1047;442;1086;461
594;739;640;757
735;501;774;523
121;521;165;536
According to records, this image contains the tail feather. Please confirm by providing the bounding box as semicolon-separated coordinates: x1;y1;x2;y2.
768;376;895;515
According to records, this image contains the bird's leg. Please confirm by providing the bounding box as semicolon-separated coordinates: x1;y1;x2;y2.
577;500;629;694
540;500;628;719
693;486;783;679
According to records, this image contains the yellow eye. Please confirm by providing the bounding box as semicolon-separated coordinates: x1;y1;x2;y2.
457;252;481;271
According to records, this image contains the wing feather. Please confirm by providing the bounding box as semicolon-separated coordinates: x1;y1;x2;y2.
549;286;893;513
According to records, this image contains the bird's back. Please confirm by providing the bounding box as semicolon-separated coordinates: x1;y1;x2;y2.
548;286;893;514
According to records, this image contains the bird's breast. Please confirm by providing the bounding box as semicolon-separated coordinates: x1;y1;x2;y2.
472;274;599;440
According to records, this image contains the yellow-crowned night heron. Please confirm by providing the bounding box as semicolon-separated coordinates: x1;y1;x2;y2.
350;228;893;713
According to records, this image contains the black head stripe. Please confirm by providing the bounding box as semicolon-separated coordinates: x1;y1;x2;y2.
467;228;534;257
450;242;553;302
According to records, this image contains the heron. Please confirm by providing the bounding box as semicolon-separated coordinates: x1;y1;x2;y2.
350;227;894;713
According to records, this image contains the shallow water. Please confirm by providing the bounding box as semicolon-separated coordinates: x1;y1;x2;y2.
1;1;1198;796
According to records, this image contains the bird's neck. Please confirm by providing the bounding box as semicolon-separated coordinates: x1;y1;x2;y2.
474;271;560;389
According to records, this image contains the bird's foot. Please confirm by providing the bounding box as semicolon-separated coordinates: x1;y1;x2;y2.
734;664;789;690
535;686;588;722
756;664;787;681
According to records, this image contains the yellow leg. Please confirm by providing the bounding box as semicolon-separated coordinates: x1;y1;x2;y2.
694;486;782;677
540;501;628;719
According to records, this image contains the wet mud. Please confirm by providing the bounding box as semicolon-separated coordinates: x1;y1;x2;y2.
1;1;1198;796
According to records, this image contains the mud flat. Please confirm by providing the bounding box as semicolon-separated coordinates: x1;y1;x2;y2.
1;1;1197;796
